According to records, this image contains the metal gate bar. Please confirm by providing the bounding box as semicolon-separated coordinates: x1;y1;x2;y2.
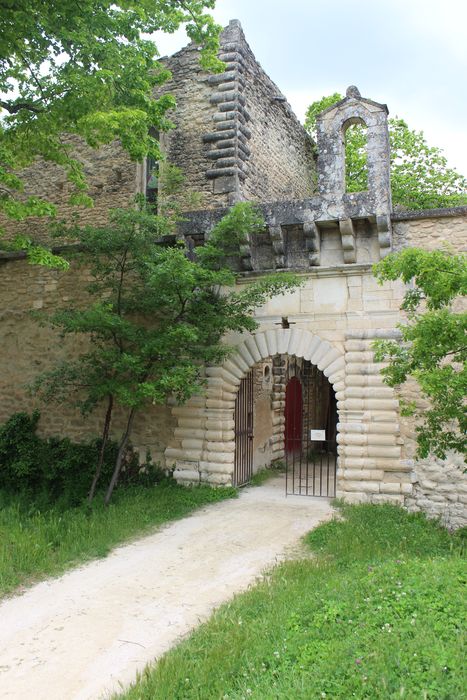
285;358;337;497
233;369;254;486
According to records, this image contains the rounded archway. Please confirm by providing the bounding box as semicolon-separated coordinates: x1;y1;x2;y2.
198;329;345;487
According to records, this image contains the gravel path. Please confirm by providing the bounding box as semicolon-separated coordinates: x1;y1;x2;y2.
0;477;333;699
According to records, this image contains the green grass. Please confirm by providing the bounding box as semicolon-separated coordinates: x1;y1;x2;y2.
118;503;466;700
0;483;237;598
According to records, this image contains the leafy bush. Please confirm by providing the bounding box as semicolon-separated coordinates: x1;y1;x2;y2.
0;411;165;505
0;411;45;491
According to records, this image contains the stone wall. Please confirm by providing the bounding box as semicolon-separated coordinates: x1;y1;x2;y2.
165;256;466;529
168;269;407;490
157;44;226;210
251;361;275;471
1;20;318;242
157;20;316;210
392;208;467;252
391;209;467;528
1;215;465;527
237;25;316;202
0;138;137;245
0;258;175;466
397;381;466;530
404;451;466;530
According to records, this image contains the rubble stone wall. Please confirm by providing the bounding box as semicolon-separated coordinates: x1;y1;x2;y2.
0;259;175;466
392;209;467;252
0;138;137;245
159;21;316;209
238;28;316;202
390;210;467;527
157;44;226;210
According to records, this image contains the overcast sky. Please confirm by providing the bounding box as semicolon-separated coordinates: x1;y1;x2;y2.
155;0;467;176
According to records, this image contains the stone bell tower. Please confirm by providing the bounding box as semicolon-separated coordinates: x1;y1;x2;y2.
316;86;393;259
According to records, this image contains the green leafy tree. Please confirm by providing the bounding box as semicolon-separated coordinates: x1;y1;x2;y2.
305;94;467;210
32;201;301;503
373;248;467;460
0;0;222;264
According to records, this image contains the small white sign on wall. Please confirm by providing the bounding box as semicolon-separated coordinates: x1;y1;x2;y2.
310;429;326;441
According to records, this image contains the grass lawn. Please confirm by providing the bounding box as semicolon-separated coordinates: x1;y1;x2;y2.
0;483;237;598
118;502;466;700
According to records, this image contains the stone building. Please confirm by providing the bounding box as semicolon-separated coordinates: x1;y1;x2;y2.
0;20;466;527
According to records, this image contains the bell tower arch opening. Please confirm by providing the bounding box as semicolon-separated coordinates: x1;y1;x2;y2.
343;116;369;193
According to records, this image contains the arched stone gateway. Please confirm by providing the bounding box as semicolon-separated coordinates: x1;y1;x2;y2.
165;328;412;504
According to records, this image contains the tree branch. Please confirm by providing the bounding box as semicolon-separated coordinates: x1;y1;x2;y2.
0;99;43;114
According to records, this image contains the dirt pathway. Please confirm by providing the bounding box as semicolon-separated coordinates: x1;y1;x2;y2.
0;477;333;700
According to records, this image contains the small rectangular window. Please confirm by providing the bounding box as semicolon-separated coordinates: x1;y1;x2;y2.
146;155;159;205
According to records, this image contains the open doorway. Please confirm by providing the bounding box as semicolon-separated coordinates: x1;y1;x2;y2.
285;359;337;497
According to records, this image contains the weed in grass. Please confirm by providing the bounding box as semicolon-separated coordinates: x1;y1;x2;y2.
117;503;466;700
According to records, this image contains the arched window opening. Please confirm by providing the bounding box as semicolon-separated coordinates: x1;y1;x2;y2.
145;156;159;205
344;118;368;192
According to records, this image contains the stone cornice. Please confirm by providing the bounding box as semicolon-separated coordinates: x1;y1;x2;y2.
391;206;467;222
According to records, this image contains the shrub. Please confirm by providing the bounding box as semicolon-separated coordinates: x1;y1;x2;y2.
0;411;165;505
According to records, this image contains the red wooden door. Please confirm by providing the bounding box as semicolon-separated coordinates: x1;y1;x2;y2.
285;376;303;453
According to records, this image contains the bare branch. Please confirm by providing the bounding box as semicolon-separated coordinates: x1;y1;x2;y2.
0;99;43;114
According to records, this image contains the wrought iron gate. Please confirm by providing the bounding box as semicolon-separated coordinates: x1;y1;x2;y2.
233;369;254;486
285;359;337;497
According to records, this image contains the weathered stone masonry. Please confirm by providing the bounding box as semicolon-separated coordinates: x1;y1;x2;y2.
0;20;465;527
0;260;176;464
163;74;466;528
156;20;315;208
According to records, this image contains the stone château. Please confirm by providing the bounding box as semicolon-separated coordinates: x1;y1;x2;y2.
0;21;465;527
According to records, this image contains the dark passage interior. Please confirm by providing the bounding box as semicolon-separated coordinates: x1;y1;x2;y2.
285;359;337;497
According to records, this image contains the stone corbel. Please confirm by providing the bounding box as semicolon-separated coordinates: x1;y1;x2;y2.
303;221;321;266
269;224;285;269
376;214;392;259
339;218;357;263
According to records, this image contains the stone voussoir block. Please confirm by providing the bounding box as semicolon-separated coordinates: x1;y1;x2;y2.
323;355;345;377
244;337;262;363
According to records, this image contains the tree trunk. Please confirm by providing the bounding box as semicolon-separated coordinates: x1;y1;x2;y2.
88;394;114;503
104;407;137;506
